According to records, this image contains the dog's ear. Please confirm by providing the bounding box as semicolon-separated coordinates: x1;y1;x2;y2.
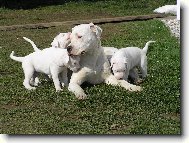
51;33;66;48
89;22;95;32
67;32;71;40
89;23;102;39
51;34;60;48
95;25;102;39
51;38;59;48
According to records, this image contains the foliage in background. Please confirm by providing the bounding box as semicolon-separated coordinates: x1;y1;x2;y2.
0;0;176;9
0;0;176;26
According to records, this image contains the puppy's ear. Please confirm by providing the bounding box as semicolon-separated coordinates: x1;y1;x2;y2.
51;38;59;48
67;32;71;40
51;33;66;48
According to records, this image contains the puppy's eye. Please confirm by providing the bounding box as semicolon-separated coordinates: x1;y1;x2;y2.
112;63;115;65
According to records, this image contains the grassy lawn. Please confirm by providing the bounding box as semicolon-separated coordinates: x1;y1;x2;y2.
0;0;176;26
0;0;180;134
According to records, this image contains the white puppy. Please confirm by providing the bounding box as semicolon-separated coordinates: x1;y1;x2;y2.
23;32;72;82
67;23;141;99
10;47;80;91
111;41;155;83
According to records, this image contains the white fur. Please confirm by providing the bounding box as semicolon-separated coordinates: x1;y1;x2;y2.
51;32;71;48
154;5;177;15
111;41;155;83
67;23;141;99
23;33;73;81
10;48;80;91
103;47;118;63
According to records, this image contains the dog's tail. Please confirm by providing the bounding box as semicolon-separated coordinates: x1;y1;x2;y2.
23;37;41;52
10;51;24;62
142;41;156;54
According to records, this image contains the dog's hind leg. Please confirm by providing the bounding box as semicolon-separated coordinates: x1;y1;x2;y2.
50;66;62;92
59;68;68;87
30;72;40;86
129;68;143;85
140;55;148;78
129;68;139;80
22;63;36;90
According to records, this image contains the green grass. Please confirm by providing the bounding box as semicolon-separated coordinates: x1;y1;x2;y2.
0;0;180;134
0;0;176;26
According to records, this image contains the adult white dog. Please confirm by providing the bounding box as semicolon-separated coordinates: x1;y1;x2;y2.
10;46;80;91
111;41;155;83
67;23;141;99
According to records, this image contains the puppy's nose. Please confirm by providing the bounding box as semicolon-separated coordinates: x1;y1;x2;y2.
119;78;123;80
67;46;72;53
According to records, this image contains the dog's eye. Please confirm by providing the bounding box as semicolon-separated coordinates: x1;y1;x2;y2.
78;35;82;38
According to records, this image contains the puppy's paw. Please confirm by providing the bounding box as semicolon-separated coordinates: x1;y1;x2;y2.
56;88;63;92
61;83;68;88
27;87;36;90
135;79;143;85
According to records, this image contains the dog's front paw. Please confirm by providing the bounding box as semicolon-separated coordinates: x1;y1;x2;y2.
76;93;87;100
135;85;142;92
129;85;142;92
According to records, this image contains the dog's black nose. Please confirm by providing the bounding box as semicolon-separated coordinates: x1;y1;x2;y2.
67;46;72;53
81;51;86;55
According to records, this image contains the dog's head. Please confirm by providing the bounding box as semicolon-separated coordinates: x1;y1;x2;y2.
67;23;102;56
68;55;81;72
51;32;71;49
111;56;128;80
